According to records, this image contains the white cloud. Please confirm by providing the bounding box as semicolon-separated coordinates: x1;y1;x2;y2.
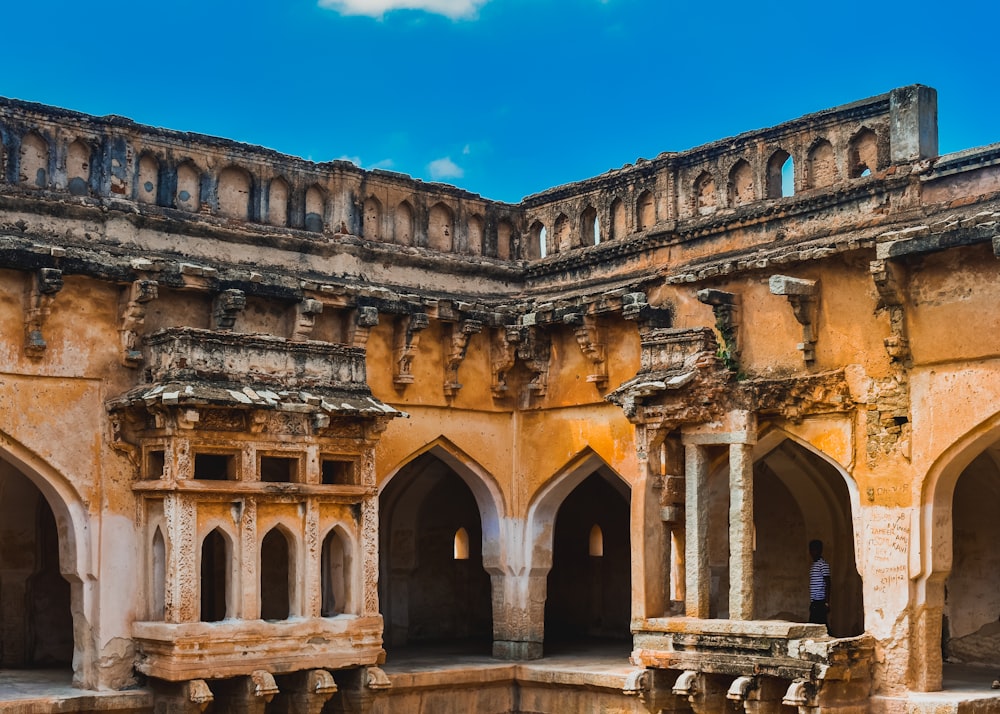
318;0;489;19
462;144;471;155
427;156;464;180
369;158;396;170
336;155;362;165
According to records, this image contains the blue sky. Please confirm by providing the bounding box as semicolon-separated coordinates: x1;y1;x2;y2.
4;0;997;203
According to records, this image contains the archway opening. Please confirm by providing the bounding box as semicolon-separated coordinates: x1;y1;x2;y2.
943;444;1000;665
750;438;863;636
260;528;291;621
321;529;352;617
0;463;73;667
200;529;230;622
544;470;631;648
379;453;493;654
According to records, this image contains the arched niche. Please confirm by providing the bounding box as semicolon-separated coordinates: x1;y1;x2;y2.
849;128;878;178
150;527;166;620
395;200;414;245
260;526;294;620
728;159;754;206
581;205;598;246
137;153;160;205
175;161;201;212
637;190;655;229
321;526;354;617
305;185;325;232
217;165;251;220
363;195;382;240
200;528;233;622
467;214;484;255
66;139;91;196
609;197;626;240
268;177;289;226
378;440;504;652
19;132;49;188
526;220;545;260
807;139;837;189
766;149;793;198
527;450;631;649
428;202;454;252
553;213;570;252
496;219;513;260
693;171;717;215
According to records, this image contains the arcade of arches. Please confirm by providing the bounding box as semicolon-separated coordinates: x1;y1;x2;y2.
3;85;1000;714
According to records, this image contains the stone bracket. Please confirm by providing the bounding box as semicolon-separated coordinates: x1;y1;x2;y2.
443;319;483;397
697;288;739;371
869;258;911;363
491;324;551;403
213;289;246;331
291;298;324;342
24;267;63;359
769;275;819;364
623;291;674;328
119;279;158;367
565;312;607;387
393;312;429;387
350;305;380;348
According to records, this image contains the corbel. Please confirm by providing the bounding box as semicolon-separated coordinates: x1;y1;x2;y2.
697;288;739;371
119;279;158;367
564;312;607;387
393;312;429;387
768;275;819;364
443;319;483;397
350;305;380;348
213;289;246;331
517;325;551;398
490;325;519;398
25;267;63;359
869;259;911;363
291;298;324;342
622;291;674;328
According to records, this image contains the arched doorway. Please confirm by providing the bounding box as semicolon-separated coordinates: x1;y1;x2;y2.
0;461;73;667
543;468;631;648
942;443;1000;665
379;451;493;653
750;436;863;636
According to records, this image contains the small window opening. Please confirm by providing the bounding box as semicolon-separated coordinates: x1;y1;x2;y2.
322;459;355;486
147;450;166;479
200;529;229;622
322;530;351;616
260;529;291;620
539;227;548;258
593;217;601;245
860;167;871;177
194;453;235;481
780;156;794;197
260;455;298;483
151;528;166;620
588;524;604;557
453;527;470;560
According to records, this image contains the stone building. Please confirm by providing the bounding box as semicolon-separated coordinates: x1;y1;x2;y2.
1;85;999;713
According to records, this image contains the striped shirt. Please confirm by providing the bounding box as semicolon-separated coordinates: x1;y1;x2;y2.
810;557;830;601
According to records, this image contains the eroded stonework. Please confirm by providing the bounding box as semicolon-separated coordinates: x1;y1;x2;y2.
1;84;999;713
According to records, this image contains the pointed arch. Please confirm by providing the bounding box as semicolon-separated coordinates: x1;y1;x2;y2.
200;527;234;622
581;205;598;246
137;153;160;205
609;197;626;240
766;149;793;198
806;138;837;189
380;437;506;566
394;200;414;245
693;171;717;215
363;195;382;239
19;131;49;188
849;127;879;178
637;189;655;229
150;527;166;620
260;525;295;620
267;176;289;226
217;165;252;219
526;447;630;571
496;219;514;260
728;158;754;206
553;212;570;252
526;220;545;260
66;139;92;196
321;524;356;616
466;213;484;255
175;160;201;212
305;184;326;232
428;202;455;252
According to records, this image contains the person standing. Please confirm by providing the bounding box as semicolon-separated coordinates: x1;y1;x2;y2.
808;539;831;627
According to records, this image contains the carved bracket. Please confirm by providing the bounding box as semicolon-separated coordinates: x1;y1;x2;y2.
393;312;429;387
25;267;63;359
491;324;551;403
768;275;819;364
119;279;158;367
291;298;324;341
350;305;380;348
869;259;911;364
443;319;484;397
697;288;739;371
622;291;674;328
565;313;607;387
213;289;246;331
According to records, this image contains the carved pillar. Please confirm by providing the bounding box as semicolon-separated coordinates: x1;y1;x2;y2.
213;671;278;714
303;498;322;618
729;442;754;620
238;497;257;619
163;493;198;623
360;496;379;617
491;571;546;660
684;445;710;618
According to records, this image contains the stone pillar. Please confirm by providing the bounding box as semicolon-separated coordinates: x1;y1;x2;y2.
303;499;322;618
729;443;754;620
271;670;338;714
237;497;257;619
890;85;938;164
163;493;198;623
329;666;391;714
151;679;214;714
360;496;380;617
491;571;545;660
684;445;710;618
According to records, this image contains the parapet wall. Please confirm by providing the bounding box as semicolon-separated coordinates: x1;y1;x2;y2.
0;98;525;261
